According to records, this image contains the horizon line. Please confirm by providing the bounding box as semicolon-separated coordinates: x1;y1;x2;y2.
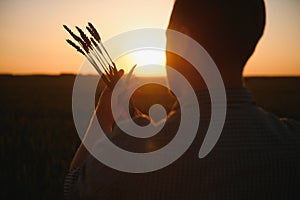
1;73;300;78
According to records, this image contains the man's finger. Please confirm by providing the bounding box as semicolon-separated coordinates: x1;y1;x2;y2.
118;69;124;77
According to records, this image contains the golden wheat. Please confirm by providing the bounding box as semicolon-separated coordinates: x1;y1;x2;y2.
63;23;123;89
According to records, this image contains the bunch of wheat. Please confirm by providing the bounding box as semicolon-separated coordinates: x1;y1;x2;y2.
63;22;135;89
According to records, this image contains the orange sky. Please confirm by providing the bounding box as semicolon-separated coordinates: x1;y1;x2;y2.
0;0;299;76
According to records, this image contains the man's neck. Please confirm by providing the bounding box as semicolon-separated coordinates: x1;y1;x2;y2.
194;74;244;91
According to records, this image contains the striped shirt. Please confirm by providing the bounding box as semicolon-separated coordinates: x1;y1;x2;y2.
64;88;300;200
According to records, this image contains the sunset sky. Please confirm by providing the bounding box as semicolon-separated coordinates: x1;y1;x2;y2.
0;0;299;76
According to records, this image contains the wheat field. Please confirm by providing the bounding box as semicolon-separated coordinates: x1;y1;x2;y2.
0;75;299;199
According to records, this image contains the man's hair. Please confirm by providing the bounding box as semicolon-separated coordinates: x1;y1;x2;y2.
168;0;266;69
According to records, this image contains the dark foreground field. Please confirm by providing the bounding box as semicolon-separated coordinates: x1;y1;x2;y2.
0;75;299;199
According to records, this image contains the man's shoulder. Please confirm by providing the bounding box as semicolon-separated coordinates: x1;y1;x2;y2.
280;118;300;132
264;109;300;138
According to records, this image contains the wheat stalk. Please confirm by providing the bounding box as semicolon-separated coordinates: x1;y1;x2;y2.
66;39;85;55
63;23;128;89
87;23;117;73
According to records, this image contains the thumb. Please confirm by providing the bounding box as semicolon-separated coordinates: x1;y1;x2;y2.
118;69;124;77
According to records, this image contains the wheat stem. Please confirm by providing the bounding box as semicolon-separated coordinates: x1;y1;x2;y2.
64;23;125;89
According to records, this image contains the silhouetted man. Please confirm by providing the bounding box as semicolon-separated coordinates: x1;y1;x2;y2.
65;0;300;199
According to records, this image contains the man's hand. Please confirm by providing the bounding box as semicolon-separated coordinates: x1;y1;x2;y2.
96;69;125;133
69;70;124;170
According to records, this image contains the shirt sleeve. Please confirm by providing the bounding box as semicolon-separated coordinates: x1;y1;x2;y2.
63;114;158;199
64;154;122;199
64;167;81;200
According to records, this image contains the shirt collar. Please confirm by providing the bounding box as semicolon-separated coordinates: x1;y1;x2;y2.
196;87;255;105
173;87;255;110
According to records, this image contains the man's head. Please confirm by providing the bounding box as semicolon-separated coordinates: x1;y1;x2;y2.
166;0;266;89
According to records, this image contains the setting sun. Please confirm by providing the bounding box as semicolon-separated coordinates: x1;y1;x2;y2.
115;49;166;77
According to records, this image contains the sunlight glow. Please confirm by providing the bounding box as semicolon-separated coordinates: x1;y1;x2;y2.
130;50;166;77
115;49;166;77
0;0;299;76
